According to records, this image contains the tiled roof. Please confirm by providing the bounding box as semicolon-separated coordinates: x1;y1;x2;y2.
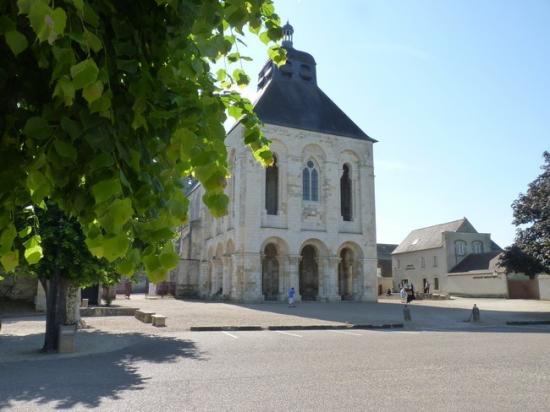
377;244;398;260
449;251;503;273
392;218;477;254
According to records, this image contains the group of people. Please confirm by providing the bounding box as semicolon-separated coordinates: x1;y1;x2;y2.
400;283;416;303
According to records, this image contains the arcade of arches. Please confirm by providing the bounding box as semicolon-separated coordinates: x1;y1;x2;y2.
197;240;371;302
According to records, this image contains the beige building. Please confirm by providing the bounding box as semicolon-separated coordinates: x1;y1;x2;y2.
392;218;502;295
173;24;378;303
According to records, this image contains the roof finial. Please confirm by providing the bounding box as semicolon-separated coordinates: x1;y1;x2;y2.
282;21;294;48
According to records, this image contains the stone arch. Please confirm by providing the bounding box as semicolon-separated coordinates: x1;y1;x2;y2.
260;237;289;301
337;242;364;300
299;239;328;301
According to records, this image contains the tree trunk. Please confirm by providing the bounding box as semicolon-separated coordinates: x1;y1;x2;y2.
41;271;71;353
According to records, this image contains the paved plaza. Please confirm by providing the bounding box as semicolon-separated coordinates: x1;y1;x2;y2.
1;297;550;411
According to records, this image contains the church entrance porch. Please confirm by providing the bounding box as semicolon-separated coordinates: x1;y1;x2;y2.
262;243;280;300
299;245;319;300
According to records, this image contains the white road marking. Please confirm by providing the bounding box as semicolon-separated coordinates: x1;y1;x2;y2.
222;331;239;339
328;330;363;336
274;331;303;338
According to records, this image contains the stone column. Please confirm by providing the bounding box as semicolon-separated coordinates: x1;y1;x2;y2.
316;256;328;301
287;254;302;302
327;256;342;302
242;252;264;303
277;255;287;302
222;255;232;298
199;260;209;298
360;257;378;302
230;254;241;301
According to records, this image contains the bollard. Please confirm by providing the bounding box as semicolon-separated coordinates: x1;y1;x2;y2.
472;304;480;322
403;304;412;322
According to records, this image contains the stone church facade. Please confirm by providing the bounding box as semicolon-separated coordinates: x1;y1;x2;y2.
173;24;378;303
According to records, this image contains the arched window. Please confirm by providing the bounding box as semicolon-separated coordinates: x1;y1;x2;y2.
455;240;466;263
340;164;352;221
265;155;278;215
472;241;483;254
303;160;319;201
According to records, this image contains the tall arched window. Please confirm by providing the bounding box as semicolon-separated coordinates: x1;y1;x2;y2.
265;155;278;215
455;240;466;263
303;160;319;201
340;164;352;221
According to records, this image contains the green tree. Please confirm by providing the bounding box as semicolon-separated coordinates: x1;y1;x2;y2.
502;151;550;275
0;0;284;351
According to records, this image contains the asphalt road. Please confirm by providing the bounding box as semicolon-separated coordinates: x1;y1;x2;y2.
1;327;550;411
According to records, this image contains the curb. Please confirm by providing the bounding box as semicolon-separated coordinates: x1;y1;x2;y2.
190;326;263;332
190;323;404;332
80;307;139;317
506;320;550;326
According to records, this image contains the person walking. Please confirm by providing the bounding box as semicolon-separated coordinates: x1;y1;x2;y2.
400;286;407;303
288;287;296;307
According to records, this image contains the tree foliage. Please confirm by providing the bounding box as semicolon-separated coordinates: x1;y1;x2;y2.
504;151;550;274
500;245;545;279
0;0;285;280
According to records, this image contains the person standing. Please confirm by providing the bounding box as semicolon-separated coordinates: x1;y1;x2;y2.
400;286;407;303
288;287;296;307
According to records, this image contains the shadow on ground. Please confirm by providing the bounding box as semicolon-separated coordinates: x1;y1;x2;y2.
227;300;550;333
0;331;205;410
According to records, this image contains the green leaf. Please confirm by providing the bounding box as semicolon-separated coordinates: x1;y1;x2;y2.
91;178;122;204
53;76;76;106
60;116;81;140
71;0;84;13
70;59;99;90
54;139;77;161
103;234;130;261
84;29;102;53
0;250;19;273
0;223;17;253
23;235;43;265
4;30;28;56
28;3;66;44
232;68;249;86
159;250;179;271
82;80;103;104
27;169;51;203
98;198;134;233
23;117;51;140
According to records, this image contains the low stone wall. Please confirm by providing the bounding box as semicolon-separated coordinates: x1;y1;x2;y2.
537;275;550;300
447;271;508;298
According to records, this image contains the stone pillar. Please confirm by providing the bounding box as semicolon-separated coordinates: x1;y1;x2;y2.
199;260;209;298
278;255;289;301
242;252;264;303
316;256;328;301
360;258;378;302
230;254;242;301
222;255;232;297
327;256;342;302
287;254;302;302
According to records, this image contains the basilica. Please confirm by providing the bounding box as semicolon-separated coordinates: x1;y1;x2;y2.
173;24;378;303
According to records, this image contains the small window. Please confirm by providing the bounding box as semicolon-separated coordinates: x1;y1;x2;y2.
420;256;425;268
434;277;439;290
455;240;466;259
397;258;401;269
433;256;438;267
472;241;483;254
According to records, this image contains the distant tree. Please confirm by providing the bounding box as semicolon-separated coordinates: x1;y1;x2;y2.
502;151;550;275
499;245;545;279
0;0;284;352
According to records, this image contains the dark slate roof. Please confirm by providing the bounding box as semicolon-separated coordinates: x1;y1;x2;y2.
377;244;398;260
377;260;393;278
393;218;477;254
252;43;375;141
449;251;502;273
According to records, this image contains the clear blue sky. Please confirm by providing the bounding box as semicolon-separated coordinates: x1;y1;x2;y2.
229;0;549;247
